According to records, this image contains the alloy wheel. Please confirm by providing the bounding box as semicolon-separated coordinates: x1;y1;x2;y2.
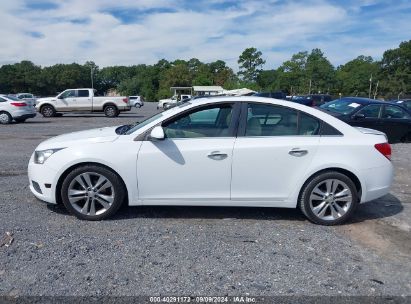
308;178;353;221
67;172;115;216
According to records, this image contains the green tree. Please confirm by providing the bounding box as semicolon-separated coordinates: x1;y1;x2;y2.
336;56;379;97
237;47;266;82
209;60;236;87
305;48;335;94
278;51;308;94
379;40;411;98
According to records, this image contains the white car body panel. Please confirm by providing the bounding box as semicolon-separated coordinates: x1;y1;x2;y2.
137;138;235;202
28;97;394;211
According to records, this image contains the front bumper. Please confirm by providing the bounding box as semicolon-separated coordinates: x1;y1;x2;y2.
28;156;58;204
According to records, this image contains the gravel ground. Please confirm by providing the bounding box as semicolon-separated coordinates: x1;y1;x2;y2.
0;103;410;297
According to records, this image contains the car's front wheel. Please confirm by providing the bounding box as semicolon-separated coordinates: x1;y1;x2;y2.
299;171;359;225
61;165;126;220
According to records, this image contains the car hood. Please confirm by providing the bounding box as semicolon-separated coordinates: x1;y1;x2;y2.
36;126;120;150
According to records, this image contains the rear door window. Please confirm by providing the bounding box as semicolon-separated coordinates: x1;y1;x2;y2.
383;105;410;119
77;90;90;97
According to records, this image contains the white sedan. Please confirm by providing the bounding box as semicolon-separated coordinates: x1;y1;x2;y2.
28;97;393;225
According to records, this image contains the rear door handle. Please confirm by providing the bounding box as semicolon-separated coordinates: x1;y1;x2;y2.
289;148;308;157
207;151;228;160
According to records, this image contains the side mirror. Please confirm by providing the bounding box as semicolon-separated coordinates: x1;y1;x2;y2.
352;113;365;120
149;126;165;140
57;95;63;99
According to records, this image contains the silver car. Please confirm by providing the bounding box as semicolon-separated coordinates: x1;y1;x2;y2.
129;95;144;108
16;93;37;106
0;94;36;124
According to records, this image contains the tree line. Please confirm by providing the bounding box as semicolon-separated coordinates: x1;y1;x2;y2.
0;40;410;101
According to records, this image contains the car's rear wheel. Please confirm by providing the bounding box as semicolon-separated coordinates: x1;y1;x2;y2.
61;165;126;220
41;105;56;117
299;171;359;225
0;112;12;124
104;105;119;118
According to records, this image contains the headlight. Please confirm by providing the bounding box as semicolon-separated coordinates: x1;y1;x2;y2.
34;148;65;164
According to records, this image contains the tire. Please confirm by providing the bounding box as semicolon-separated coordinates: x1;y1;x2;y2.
0;112;12;124
14;118;27;123
104;105;119;118
401;132;411;143
41;105;56;117
61;165;126;220
298;171;359;225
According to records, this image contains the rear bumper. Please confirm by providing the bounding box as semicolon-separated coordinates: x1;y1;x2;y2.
360;162;394;203
12;110;36;119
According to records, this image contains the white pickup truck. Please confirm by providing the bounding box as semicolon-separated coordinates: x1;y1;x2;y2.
36;88;131;117
157;94;192;109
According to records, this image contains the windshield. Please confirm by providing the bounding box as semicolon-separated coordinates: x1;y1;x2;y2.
6;95;21;101
124;112;164;135
122;101;192;134
320;99;362;115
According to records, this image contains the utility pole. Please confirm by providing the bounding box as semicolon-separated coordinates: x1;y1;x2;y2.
368;74;372;98
90;66;94;90
308;79;312;95
373;81;379;99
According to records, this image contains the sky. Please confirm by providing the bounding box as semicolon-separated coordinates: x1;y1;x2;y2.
0;0;410;69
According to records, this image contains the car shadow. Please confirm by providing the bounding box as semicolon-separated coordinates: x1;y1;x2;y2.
14;121;51;124
344;193;404;224
47;203;306;222
46;193;404;224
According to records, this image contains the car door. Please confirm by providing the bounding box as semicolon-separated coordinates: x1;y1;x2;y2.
349;104;382;130
231;102;320;203
76;89;92;111
136;102;240;203
58;90;76;111
380;104;411;142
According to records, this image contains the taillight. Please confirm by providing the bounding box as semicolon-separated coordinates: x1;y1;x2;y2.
11;102;27;107
122;98;128;103
374;143;391;160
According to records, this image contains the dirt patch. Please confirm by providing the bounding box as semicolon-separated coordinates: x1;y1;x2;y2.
340;220;411;260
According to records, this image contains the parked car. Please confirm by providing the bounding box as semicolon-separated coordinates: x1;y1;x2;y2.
129;96;144;108
0;94;36;124
36;89;131;118
253;92;287;100
290;94;332;107
393;99;411;112
16;93;37;106
157;94;191;109
320;97;411;143
28;96;393;225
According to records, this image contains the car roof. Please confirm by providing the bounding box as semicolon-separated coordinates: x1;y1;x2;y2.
134;96;361;137
338;97;387;104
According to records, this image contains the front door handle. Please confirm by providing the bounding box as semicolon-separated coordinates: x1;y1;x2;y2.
289;148;308;157
207;151;228;160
